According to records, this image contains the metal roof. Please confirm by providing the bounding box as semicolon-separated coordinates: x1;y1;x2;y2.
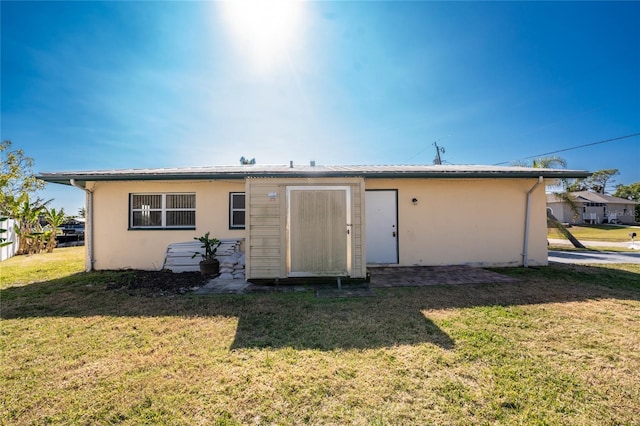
547;191;639;205
38;164;591;187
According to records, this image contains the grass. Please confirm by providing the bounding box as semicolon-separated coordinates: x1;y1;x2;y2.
2;249;640;424
0;246;85;287
548;224;639;242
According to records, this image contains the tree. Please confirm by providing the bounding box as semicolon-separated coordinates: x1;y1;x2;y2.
513;156;572;192
78;207;86;218
614;182;640;200
512;156;567;169
239;156;256;165
531;156;567;169
12;195;50;255
567;168;619;194
521;156;575;202
1;141;57;255
43;207;68;253
546;210;585;248
565;180;588;192
588;169;619;194
614;182;640;222
1;140;46;216
515;156;585;248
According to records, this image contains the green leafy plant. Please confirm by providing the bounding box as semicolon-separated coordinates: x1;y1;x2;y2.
43;207;68;253
191;232;220;261
11;196;50;255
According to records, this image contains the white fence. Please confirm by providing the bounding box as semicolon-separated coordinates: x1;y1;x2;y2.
0;218;19;262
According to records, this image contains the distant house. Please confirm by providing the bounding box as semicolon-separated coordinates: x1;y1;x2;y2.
39;164;588;276
547;191;639;225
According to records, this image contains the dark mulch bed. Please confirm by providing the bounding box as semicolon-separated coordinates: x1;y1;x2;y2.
106;270;206;295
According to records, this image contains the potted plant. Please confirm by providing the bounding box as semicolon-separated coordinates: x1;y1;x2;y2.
192;232;221;276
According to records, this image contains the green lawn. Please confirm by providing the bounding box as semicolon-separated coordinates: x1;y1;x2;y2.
2;249;639;424
0;246;85;287
548;224;639;242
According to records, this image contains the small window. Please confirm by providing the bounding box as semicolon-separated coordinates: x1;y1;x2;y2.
130;193;195;229
230;192;245;229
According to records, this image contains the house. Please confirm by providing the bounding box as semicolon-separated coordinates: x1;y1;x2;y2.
39;164;589;277
546;191;639;225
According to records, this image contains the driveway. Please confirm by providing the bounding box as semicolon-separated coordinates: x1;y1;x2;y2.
549;250;640;264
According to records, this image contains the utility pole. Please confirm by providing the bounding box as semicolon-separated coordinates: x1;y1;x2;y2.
433;141;445;165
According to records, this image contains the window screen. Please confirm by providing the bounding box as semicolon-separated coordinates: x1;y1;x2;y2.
130;193;195;229
230;192;246;229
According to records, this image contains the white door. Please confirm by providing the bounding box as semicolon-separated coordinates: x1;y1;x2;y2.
287;186;351;277
365;190;398;264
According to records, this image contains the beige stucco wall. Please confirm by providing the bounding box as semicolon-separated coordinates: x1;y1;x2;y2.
86;176;548;271
365;178;548;267
86;180;246;270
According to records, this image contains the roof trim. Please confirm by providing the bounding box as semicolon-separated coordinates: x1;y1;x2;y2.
38;164;591;186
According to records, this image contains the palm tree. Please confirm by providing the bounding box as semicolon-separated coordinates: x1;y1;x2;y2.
531;156;567;169
527;156;585;248
43;207;67;253
12;196;50;255
546;210;585;249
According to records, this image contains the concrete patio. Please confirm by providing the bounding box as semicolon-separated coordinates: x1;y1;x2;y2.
192;265;518;296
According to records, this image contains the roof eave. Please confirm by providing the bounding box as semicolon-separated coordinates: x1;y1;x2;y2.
38;169;591;185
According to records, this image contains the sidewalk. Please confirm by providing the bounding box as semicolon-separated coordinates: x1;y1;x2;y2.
548;238;639;249
549;250;640;264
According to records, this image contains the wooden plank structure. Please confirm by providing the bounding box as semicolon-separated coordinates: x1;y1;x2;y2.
163;239;244;273
245;177;366;280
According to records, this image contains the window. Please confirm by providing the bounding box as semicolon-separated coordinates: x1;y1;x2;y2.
130;193;195;229
230;192;245;229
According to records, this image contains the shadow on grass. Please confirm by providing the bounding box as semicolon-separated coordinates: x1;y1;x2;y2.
230;299;456;350
1;264;638;351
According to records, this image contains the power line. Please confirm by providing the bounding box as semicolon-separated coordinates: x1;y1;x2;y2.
494;132;640;165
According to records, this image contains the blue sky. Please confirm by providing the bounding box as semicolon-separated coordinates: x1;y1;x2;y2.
2;1;639;214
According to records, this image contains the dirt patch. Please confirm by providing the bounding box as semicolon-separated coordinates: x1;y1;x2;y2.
106;270;206;295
